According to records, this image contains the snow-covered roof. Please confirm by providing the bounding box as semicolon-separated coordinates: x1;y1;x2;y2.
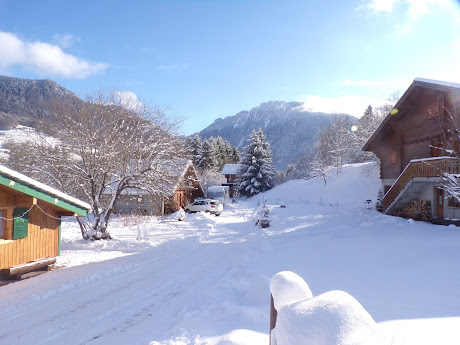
221;164;242;175
363;77;460;151
414;78;460;90
207;185;229;192
0;164;91;210
119;159;201;197
158;159;196;195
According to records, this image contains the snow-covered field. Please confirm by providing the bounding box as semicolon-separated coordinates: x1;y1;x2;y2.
1;162;459;344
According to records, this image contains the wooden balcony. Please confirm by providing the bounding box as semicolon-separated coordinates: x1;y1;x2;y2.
383;157;460;213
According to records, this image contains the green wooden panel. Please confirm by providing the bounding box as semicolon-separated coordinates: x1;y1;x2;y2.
58;221;62;256
0;175;88;216
13;208;29;240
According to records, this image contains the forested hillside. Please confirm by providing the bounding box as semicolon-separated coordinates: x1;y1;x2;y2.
199;101;354;170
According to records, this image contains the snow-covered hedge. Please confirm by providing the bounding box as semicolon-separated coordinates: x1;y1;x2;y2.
270;271;380;345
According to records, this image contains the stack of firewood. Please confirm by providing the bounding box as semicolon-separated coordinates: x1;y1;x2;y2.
400;200;432;221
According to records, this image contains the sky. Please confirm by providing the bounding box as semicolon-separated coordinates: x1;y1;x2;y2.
0;0;460;134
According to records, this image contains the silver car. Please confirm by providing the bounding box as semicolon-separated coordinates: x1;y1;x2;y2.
184;199;223;216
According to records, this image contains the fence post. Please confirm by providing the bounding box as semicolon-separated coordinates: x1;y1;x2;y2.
269;293;277;345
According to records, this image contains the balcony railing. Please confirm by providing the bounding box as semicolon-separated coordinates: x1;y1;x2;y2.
382;157;460;212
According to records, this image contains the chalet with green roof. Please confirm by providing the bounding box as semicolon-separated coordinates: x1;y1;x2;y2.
0;164;90;276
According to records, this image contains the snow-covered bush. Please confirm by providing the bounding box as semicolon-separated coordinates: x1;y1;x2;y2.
177;207;186;221
270;271;379;345
253;198;271;227
270;271;313;311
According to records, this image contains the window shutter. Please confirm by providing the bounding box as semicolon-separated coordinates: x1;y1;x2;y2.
13;208;29;240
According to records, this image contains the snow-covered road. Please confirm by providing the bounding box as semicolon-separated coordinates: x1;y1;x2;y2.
0;204;262;345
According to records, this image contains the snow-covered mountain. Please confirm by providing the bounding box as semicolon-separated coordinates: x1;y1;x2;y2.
199;101;355;170
0;75;81;129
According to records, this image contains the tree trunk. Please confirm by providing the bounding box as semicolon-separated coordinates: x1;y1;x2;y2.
77;211;112;240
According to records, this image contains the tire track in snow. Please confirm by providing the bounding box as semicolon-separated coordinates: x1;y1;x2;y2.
0;206;256;345
75;245;232;345
0;238;206;344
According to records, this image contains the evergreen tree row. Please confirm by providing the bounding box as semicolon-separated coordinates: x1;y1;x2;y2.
188;134;241;171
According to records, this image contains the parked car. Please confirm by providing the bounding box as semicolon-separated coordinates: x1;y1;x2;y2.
184;199;223;216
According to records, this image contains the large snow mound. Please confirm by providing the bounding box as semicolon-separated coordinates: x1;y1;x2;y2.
270;271;379;345
270;271;313;311
263;162;380;209
273;290;378;345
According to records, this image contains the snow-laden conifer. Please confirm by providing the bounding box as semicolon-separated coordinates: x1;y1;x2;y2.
237;129;275;197
198;139;217;171
190;133;203;167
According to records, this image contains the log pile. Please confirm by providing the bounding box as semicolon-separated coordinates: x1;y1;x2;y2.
399;200;432;221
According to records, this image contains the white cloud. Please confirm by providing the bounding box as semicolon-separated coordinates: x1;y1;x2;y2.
0;31;26;66
364;0;456;20
405;0;451;19
52;34;79;49
114;91;143;112
0;31;107;79
299;95;386;118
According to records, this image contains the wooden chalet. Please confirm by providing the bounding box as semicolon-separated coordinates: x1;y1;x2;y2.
363;78;460;221
114;160;204;216
0;164;90;276
221;163;242;197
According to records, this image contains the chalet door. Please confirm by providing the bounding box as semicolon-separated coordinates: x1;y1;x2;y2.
436;188;444;218
177;192;183;208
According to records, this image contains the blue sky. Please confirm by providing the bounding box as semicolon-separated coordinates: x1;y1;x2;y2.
0;0;459;134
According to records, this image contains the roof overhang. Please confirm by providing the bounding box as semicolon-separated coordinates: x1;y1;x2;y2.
362;78;460;152
0;167;90;216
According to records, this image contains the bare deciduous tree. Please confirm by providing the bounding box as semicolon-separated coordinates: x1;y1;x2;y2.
4;90;185;240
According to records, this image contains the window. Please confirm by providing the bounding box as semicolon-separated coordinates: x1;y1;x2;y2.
431;138;443;157
426;105;439;119
454;140;459;156
448;196;460;208
390;151;397;164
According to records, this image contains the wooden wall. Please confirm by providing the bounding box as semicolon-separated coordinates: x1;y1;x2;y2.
0;189;60;270
113;194;161;215
374;89;458;180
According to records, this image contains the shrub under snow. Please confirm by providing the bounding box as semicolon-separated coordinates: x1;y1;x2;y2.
270;271;313;311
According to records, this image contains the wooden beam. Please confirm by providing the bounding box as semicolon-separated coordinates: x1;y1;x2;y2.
9;257;56;276
13;195;35;207
0;206;15;210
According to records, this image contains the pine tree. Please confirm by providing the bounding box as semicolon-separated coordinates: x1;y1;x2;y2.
231;146;241;163
199;139;217;170
238;129;275;197
191;134;203;167
214;136;226;169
